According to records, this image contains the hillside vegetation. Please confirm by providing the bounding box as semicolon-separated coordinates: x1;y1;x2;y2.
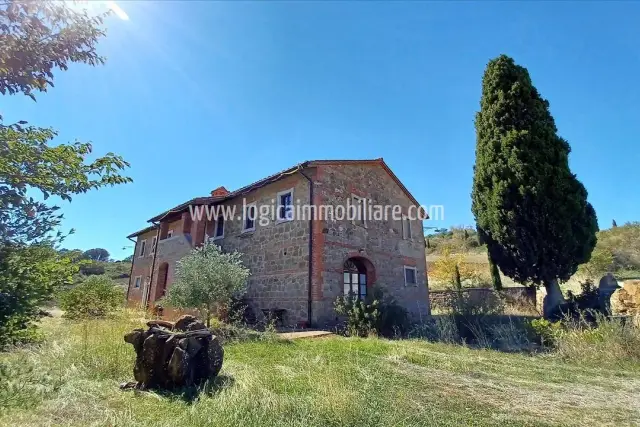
427;223;640;287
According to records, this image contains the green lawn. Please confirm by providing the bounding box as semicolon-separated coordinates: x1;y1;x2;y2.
1;316;639;427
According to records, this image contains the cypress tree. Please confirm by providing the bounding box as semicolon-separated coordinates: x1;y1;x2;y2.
488;254;503;291
471;55;598;318
453;264;462;290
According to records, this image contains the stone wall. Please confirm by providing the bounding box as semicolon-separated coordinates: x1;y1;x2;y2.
216;173;311;326
311;163;430;326
430;287;536;313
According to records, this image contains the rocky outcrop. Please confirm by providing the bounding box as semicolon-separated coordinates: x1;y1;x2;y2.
610;280;640;316
122;315;223;390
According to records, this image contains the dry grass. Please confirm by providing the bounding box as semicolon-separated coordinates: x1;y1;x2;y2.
1;312;639;427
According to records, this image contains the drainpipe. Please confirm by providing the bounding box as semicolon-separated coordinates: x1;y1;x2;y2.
299;167;314;327
145;222;161;309
125;236;137;302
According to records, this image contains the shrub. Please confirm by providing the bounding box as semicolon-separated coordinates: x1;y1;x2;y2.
528;318;562;347
334;294;380;337
334;287;411;338
0;244;76;348
372;287;410;338
220;295;257;325
429;248;465;284
59;276;124;319
552;314;640;365
79;262;105;276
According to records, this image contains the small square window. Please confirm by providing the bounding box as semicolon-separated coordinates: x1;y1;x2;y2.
243;203;256;232
404;266;417;286
277;188;294;222
167;230;174;239
134;276;141;288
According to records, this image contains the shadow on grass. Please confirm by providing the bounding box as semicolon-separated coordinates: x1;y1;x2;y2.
420;314;544;354
133;374;236;403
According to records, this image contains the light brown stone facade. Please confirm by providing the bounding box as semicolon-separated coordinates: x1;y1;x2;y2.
126;159;430;327
310;163;430;325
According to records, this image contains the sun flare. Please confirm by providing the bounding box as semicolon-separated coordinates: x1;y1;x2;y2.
64;1;129;21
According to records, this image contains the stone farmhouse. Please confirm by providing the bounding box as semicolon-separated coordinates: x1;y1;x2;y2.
126;159;430;327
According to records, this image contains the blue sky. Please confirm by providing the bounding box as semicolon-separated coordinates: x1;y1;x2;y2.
5;1;640;260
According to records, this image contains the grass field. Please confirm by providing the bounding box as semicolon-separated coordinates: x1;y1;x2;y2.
1;315;639;427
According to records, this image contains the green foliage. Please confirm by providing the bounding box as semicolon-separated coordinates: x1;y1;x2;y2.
0;1;108;99
529;313;640;365
165;242;250;326
583;222;640;277
0;360;63;410
0;124;132;243
425;226;483;255
0;1;132;244
372;287;410;338
453;264;462;290
528;318;562;347
1;313;639;425
0;244;76;347
82;248;110;262
488;254;503;291
334;295;380;337
79;262;106;276
334;287;409;338
59;275;123;319
471;55;598;289
553;314;640;364
577;245;614;279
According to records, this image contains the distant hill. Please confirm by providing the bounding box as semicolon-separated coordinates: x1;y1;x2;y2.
425;222;640;285
425;226;485;255
74;260;132;288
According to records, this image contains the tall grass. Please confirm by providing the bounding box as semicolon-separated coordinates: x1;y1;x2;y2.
553;314;640;366
2;309;640;426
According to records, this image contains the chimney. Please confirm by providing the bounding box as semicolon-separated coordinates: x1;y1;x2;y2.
211;186;230;197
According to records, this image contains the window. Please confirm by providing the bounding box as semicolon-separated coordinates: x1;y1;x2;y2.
134;276;141;288
404;266;417;286
150;236;157;255
213;215;224;240
351;195;366;227
138;239;147;257
343;259;367;299
243;202;256;232
276;188;294;222
167;229;173;239
402;215;412;240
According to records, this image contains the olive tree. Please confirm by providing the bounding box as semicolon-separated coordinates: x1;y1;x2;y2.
165;242;250;327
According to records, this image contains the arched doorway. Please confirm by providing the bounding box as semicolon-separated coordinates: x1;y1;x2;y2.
343;258;368;299
155;262;169;301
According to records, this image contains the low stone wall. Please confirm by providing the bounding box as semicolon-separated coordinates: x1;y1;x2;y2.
429;286;536;313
